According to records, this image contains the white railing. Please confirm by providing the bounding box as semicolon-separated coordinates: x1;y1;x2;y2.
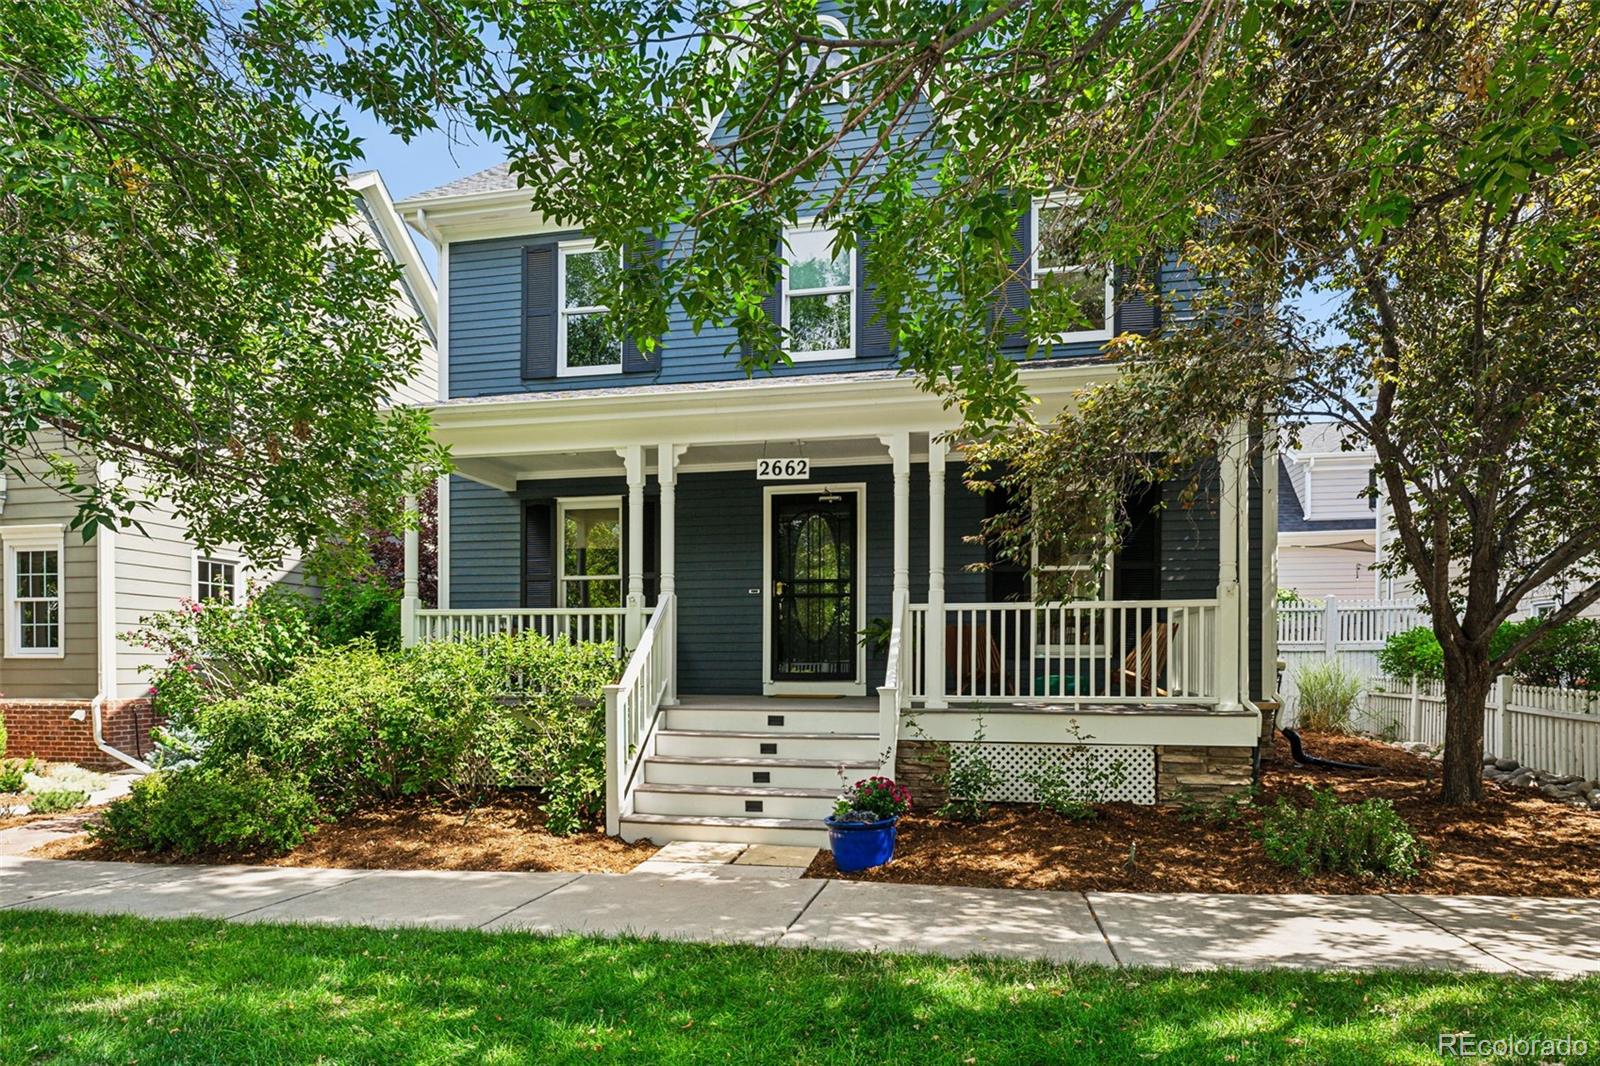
906;599;1220;704
603;593;675;835
1361;676;1600;780
1278;597;1429;653
413;607;634;648
877;595;912;773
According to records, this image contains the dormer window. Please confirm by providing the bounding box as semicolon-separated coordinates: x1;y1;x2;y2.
782;221;855;361
1032;194;1114;342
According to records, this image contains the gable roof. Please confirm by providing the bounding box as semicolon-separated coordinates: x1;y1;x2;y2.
1278;458;1374;533
403;162;518;203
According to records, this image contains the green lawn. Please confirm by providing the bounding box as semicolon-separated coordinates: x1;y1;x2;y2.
0;912;1593;1064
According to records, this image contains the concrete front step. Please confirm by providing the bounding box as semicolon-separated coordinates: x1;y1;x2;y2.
664;704;879;734
653;729;881;760
633;782;838;820
619;813;829;847
643;755;874;789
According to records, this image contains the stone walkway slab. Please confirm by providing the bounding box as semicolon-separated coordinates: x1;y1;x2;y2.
483;872;824;944
735;845;818;867
1087;892;1514;973
238;869;580;929
631;860;807;880
1390;895;1600;978
782;880;1117;965
0;857;169;906
7;862;368;920
651;841;746;864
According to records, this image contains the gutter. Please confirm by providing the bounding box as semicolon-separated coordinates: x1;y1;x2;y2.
92;462;151;773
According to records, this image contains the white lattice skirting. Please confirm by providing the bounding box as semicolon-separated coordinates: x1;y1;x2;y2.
948;742;1158;805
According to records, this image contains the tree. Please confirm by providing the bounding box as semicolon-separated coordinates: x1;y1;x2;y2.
204;0;1600;803
1;0;446;562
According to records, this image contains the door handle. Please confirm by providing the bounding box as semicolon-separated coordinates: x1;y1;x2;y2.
774;581;786;597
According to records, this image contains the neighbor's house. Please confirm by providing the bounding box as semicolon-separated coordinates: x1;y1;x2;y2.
395;139;1281;844
0;172;437;768
1277;423;1384;601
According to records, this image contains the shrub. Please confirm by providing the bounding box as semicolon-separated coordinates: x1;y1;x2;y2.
1260;788;1426;880
91;761;320;856
1496;617;1600;689
1021;718;1128;822
831;776;911;823
312;577;402;650
1291;659;1364;732
0;761;23;794
25;789;88;814
939;721;1002;822
1378;626;1445;681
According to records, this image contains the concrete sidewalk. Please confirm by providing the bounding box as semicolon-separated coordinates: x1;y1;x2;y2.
3;856;1597;978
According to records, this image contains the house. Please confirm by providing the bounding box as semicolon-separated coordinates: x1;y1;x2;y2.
1277;423;1384;601
395;154;1280;845
0;172;437;768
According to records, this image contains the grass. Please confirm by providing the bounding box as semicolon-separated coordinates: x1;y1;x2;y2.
1;912;1595;1064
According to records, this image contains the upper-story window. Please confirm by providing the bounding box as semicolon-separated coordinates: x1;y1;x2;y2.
1032;194;1114;343
783;221;855;360
806;15;851;101
4;529;63;658
559;240;622;377
195;556;239;605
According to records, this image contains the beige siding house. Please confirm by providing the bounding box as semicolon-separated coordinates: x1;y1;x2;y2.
0;172;437;767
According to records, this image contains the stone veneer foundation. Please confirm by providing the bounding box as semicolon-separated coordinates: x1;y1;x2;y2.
1;698;157;768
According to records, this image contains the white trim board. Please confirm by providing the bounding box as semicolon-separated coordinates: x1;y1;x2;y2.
762;482;869;697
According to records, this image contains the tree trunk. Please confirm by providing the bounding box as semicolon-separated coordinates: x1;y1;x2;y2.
1439;651;1493;805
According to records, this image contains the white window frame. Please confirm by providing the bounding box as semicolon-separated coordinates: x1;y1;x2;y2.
556;496;624;608
557;239;623;378
1031;539;1113;603
781;219;856;362
3;525;65;659
192;553;241;605
809;15;851;100
1031;193;1116;344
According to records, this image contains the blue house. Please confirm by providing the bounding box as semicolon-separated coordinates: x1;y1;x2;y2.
394;149;1280;845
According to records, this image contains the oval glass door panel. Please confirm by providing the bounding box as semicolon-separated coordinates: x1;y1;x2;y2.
771;493;857;682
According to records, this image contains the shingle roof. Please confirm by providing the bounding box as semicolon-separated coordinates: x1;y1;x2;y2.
404;162;518;202
1278;458;1374;534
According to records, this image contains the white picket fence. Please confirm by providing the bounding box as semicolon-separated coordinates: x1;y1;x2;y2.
1278;597;1429;715
1362;677;1600;780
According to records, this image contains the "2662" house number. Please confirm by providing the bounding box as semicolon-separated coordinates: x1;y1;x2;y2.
756;458;810;480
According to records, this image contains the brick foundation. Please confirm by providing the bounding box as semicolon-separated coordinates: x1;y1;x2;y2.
1;698;158;768
895;739;950;810
1156;745;1254;806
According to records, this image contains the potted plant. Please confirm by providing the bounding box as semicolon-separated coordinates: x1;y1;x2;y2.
825;775;911;872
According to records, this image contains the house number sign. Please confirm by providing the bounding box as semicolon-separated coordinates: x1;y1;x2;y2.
756;458;810;480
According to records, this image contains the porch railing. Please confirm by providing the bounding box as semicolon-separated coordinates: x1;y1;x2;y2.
604;593;676;835
413;607;635;648
906;599;1220;704
876;595;912;773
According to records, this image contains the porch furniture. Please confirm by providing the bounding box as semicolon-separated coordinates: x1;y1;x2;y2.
945;622;1004;696
1122;621;1177;697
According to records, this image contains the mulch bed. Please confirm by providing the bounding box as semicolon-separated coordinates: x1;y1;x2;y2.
37;794;657;874
805;731;1600;896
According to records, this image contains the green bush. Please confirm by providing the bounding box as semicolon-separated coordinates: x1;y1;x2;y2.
1291;659;1363;732
1260;788;1426;880
312;577;401;650
0;713;7;758
25;789;88;814
1377;626;1445;681
91;761;320;856
1496;617;1600;689
0;762;22;794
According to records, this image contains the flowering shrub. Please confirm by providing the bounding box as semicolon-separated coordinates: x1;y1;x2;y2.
831;775;911;823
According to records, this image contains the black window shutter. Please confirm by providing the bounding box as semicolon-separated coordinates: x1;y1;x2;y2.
856;228;893;359
1113;252;1162;337
522;501;556;607
522;245;559;379
622;238;663;374
742;237;785;361
998;206;1032;350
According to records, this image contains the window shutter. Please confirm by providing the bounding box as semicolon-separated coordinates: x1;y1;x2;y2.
1113;253;1162;337
998;207;1032;350
622;238;663;374
855;228;893;359
521;245;559;379
522;501;556;607
742;238;785;361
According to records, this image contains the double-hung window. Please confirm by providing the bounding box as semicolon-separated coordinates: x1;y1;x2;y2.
783;221;855;360
1031;194;1115;343
4;528;63;658
558;499;623;608
195;556;239;605
558;240;622;376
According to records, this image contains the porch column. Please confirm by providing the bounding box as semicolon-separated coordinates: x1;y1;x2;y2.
658;443;684;704
401;493;420;648
435;474;451;610
1214;422;1246;710
925;436;949;708
881;433;912;615
620;445;646;649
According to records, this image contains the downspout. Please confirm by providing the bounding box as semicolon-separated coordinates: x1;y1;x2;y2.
92;464;150;772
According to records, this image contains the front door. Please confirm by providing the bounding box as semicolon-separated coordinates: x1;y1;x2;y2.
770;491;859;685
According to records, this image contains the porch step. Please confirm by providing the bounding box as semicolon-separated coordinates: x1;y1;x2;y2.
653;729;881;760
633;782;838;820
644;755;875;789
664;704;878;733
619;813;828;848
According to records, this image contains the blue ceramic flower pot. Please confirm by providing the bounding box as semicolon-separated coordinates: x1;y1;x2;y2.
825;815;899;872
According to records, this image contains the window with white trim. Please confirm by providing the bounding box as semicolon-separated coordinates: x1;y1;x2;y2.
783;221;855;360
558;240;622;376
558;499;623;608
196;557;238;605
1031;537;1112;601
1031;194;1114;342
5;532;63;657
805;15;851;100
